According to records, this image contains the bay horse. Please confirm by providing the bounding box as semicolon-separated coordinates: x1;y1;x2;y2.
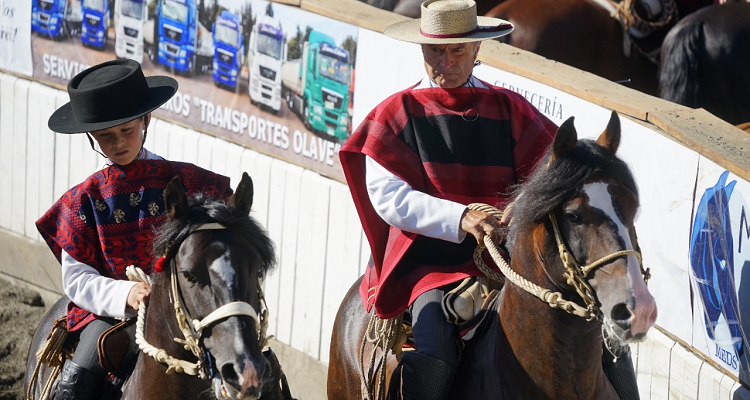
658;2;750;125
25;173;292;400
328;111;658;399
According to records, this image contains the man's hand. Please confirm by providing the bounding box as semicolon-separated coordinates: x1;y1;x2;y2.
126;281;151;311
461;209;504;245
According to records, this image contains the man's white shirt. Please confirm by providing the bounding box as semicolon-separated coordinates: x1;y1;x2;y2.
364;75;488;243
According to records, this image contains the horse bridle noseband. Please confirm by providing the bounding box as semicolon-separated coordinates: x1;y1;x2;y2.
547;211;650;320
132;222;269;380
469;203;650;321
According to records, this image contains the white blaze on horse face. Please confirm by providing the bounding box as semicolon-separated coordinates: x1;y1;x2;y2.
209;249;236;288
584;182;656;336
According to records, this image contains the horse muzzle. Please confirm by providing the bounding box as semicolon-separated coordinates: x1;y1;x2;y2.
212;356;270;400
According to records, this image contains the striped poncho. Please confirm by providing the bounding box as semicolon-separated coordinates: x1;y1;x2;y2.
340;79;556;319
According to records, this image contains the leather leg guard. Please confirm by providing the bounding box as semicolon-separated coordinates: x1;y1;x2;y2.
395;351;456;400
50;361;105;400
602;346;640;400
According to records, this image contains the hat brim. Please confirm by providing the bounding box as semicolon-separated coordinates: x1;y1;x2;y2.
48;75;178;134
384;16;513;44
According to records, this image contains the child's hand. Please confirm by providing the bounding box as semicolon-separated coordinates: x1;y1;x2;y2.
127;281;152;311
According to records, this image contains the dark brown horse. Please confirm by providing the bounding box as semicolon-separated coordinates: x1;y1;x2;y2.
26;173;292;400
483;0;667;96
328;111;658;399
659;2;750;125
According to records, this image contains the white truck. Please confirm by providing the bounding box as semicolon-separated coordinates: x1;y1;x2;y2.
115;0;147;63
247;15;284;114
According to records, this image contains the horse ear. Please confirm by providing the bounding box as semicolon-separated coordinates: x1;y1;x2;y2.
228;172;254;215
551;116;578;161
596;111;621;154
165;177;189;220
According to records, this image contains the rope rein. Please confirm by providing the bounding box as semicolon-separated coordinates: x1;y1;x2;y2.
358;313;404;400
26;318;69;400
613;0;678;64
614;0;677;35
468;203;649;321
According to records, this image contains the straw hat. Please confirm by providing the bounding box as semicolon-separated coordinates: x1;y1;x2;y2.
48;59;178;134
384;0;513;44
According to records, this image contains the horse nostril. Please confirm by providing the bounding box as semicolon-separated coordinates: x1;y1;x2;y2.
221;363;241;388
610;303;632;328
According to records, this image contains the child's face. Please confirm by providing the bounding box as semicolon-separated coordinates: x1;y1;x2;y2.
89;116;146;165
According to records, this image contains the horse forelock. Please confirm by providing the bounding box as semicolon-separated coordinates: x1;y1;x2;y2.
507;139;637;252
153;193;276;278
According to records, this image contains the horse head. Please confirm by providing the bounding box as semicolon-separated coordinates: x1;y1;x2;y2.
509;111;657;348
152;172;276;399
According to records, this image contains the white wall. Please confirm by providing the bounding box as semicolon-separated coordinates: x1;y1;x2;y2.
1;71;747;399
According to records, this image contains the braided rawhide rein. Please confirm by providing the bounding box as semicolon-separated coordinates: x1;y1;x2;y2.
26;318;69;400
614;0;677;35
468;203;600;320
358;313;404;400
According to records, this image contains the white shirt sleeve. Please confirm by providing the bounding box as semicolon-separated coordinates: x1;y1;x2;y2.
365;156;468;243
61;250;138;319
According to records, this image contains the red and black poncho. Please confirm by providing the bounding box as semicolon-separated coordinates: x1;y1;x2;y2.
340;80;557;319
36;160;232;331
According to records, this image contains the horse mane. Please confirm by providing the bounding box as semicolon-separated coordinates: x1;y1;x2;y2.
153;193;276;278
506;139;638;251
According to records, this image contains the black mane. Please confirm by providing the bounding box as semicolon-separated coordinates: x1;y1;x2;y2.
153;193;276;277
507;139;638;251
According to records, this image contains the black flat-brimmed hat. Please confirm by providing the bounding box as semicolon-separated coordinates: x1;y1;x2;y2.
48;59;178;134
384;0;513;44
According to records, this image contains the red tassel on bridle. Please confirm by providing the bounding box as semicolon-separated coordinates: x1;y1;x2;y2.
153;256;167;273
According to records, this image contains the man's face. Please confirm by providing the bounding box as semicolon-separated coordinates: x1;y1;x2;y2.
422;42;480;88
89;114;148;165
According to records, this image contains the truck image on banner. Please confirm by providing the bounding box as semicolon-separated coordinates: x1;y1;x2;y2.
157;0;212;74
283;30;351;141
31;0;83;40
115;0;147;62
248;14;284;113
81;0;109;49
212;10;244;90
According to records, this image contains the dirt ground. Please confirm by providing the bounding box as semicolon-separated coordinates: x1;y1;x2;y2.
0;278;47;400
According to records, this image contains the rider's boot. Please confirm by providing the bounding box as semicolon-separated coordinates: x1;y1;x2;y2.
395;351;456;400
602;344;640;400
50;360;105;400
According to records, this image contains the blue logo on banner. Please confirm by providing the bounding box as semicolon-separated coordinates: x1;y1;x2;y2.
689;171;743;359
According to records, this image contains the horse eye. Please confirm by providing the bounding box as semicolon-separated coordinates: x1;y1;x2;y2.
565;211;582;224
181;271;197;283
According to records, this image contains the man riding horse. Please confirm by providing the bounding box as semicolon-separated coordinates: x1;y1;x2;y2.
339;1;641;399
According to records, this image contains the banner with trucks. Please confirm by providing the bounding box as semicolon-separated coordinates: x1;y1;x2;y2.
26;0;358;180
